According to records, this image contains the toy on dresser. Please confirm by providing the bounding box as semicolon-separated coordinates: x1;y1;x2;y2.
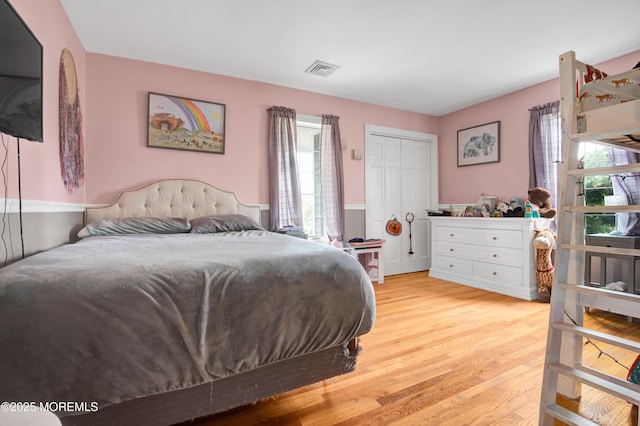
496;199;524;217
527;187;556;219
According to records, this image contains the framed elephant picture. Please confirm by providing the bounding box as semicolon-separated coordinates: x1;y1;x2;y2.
457;121;500;166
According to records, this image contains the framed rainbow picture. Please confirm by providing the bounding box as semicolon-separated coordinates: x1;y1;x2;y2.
147;92;226;154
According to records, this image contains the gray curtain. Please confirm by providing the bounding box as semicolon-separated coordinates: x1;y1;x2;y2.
268;106;302;231
608;148;640;235
320;114;345;241
529;101;560;230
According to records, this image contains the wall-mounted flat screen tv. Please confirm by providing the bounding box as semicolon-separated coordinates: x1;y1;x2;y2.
0;0;43;142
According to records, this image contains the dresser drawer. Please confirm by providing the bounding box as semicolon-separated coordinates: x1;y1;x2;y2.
435;242;473;260
433;255;473;275
474;246;523;267
474;262;523;287
476;229;522;249
435;226;472;243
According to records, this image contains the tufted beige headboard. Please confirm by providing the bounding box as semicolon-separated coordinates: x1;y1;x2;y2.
85;179;260;225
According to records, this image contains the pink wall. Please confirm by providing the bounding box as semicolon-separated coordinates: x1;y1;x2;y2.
5;0;86;203
84;55;439;205
438;50;640;204
7;0;640;210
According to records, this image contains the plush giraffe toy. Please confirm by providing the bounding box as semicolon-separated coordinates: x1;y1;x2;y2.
532;228;556;303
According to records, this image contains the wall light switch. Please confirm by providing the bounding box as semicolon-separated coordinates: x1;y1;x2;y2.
352;149;363;160
341;139;348;150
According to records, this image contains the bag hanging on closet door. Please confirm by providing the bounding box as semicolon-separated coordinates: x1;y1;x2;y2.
386;215;402;236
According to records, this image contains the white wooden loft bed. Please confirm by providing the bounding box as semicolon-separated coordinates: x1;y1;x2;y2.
540;51;640;425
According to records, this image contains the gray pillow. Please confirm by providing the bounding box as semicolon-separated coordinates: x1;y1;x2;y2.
190;214;264;234
78;217;191;239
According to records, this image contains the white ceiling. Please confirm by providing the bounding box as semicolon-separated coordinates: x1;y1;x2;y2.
60;0;640;116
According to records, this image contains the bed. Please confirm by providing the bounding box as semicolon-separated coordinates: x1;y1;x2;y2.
560;50;640;150
0;179;376;426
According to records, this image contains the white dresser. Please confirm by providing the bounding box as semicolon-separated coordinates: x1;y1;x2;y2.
428;217;538;301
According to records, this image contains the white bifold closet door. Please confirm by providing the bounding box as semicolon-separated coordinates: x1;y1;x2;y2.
365;125;438;276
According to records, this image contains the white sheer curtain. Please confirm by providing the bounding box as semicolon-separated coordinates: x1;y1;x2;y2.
268;106;302;231
320;114;344;241
529;101;561;230
608;148;640;235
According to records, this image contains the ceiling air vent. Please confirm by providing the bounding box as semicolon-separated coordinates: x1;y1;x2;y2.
305;60;340;77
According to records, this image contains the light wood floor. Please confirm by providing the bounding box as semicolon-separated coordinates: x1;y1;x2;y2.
185;272;640;426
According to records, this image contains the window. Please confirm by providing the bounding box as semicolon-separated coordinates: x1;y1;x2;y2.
296;118;323;238
579;142;616;234
532;103;627;236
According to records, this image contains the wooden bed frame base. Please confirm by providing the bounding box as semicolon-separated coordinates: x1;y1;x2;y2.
60;340;361;426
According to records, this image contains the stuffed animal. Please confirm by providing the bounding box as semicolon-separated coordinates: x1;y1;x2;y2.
495;198;524;217
496;202;509;216
510;198;525;216
527;187;556;219
450;205;463;217
533;228;556;303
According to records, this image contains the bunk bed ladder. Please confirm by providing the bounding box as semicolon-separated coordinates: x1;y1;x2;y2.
539;50;640;425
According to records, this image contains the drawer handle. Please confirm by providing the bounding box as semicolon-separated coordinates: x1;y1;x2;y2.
492;236;497;240
492;271;497;276
449;264;454;268
449;248;454;252
450;233;455;237
493;254;497;258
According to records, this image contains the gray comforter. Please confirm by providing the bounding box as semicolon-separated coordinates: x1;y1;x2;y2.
0;231;375;409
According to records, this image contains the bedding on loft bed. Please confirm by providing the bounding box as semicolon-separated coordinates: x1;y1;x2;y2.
578;66;640;112
0;181;376;424
565;51;640;150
